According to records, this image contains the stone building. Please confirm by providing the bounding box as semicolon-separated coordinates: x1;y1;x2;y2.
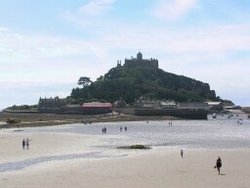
123;52;158;69
38;97;67;113
38;97;113;114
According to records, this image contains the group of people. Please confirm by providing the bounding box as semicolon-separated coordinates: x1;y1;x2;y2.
101;127;107;134
120;126;127;132
22;138;30;150
237;119;243;125
102;126;128;134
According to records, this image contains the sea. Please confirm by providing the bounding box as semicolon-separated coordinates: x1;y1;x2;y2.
1;113;250;172
13;113;250;149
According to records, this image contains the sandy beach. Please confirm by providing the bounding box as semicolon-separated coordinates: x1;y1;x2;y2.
1;128;250;188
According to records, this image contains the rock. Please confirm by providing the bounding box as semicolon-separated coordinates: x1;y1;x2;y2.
117;144;151;149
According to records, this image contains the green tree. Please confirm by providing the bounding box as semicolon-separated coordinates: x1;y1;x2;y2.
77;77;92;88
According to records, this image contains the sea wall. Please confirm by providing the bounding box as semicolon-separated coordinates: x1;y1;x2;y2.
135;108;208;119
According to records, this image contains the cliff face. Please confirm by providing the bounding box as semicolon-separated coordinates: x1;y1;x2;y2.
71;64;219;104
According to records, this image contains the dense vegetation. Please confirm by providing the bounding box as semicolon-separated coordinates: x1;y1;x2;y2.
71;65;219;104
5;105;38;111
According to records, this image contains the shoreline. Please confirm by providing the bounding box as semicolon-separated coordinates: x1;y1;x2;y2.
0;112;180;128
1;109;248;129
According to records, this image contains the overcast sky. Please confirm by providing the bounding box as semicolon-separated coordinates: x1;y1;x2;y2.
0;0;250;109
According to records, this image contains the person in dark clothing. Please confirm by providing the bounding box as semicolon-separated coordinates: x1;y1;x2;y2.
26;138;30;150
180;149;184;158
214;157;222;174
22;139;25;149
102;127;107;134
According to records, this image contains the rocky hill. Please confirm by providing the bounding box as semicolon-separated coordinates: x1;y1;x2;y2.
71;53;219;104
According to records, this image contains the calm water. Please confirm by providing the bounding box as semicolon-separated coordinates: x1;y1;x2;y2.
1;114;249;172
24;114;250;149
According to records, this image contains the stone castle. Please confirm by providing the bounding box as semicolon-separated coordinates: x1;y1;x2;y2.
117;52;158;69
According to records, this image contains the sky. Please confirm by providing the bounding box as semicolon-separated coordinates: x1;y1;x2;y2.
0;0;250;109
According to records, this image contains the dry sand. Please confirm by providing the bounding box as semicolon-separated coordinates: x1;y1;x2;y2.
1;129;250;188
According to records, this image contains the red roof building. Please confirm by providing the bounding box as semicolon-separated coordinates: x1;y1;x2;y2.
81;102;113;108
81;102;113;114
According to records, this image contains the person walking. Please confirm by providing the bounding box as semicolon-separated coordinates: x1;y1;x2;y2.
180;149;184;158
22;139;26;150
214;157;222;175
102;127;107;134
26;138;30;150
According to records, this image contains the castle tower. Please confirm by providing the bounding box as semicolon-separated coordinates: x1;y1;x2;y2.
137;52;142;61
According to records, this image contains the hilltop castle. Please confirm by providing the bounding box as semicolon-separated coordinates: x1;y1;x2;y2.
117;52;158;69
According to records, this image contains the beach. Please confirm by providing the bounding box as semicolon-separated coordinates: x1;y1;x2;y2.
1;123;250;188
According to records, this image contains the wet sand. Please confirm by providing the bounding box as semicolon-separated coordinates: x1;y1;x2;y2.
0;130;250;188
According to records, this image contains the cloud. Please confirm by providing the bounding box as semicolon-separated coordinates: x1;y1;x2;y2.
97;23;250;55
0;27;101;60
78;0;116;16
2;23;250;69
0;27;111;85
152;0;198;21
62;0;116;25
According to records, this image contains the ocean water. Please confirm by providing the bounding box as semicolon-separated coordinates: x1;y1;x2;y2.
1;114;250;172
23;113;250;149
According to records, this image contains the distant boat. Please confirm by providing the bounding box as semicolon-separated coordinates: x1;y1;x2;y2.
212;113;217;118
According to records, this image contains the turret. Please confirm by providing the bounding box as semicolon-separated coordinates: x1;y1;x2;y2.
137;52;142;61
